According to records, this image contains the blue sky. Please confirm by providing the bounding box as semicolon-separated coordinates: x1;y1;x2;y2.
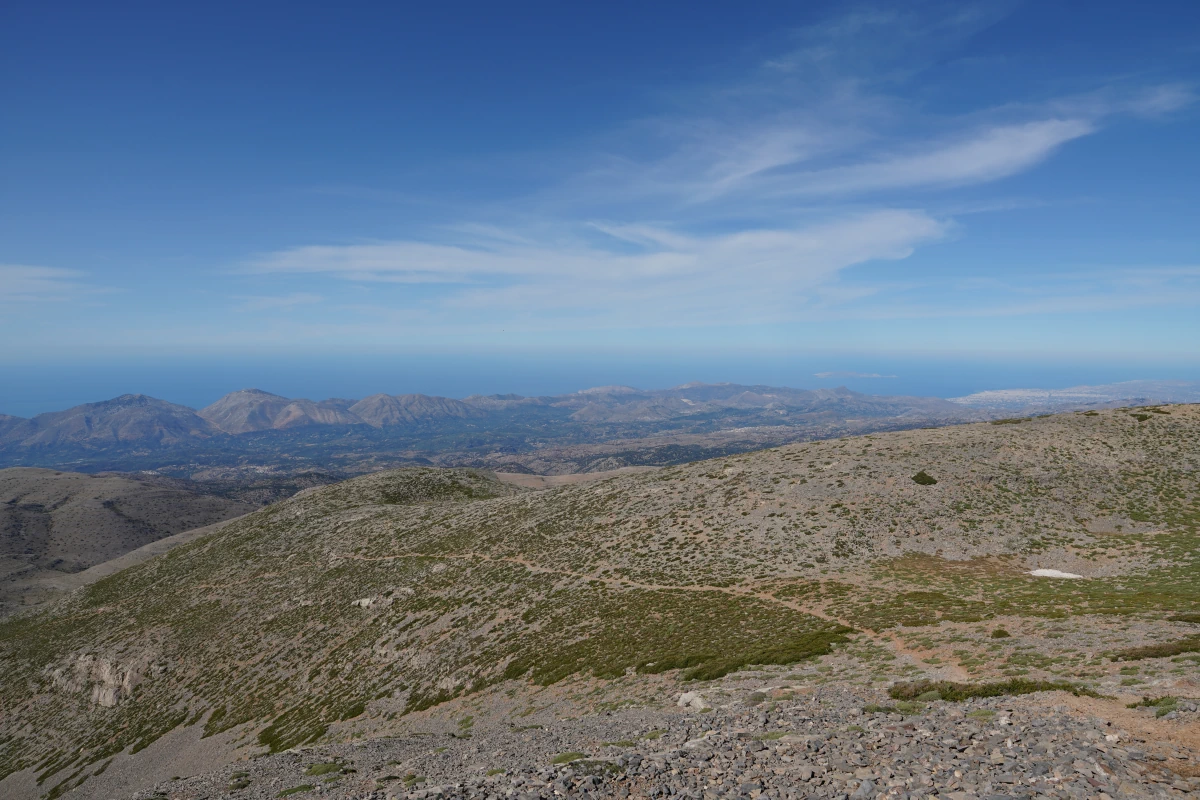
2;1;1199;412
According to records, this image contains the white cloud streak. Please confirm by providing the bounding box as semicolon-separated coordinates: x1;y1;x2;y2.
0;265;90;303
240;6;1192;332
250;211;948;324
234;292;323;312
775;119;1095;195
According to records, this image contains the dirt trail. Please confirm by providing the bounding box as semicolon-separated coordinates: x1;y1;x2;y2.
337;548;951;673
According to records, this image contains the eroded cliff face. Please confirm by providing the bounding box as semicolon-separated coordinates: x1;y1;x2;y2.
51;653;145;708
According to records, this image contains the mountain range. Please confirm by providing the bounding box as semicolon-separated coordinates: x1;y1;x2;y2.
2;381;1195;481
0;383;966;447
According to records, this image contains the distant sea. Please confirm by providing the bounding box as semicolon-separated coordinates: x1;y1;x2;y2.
3;353;1199;418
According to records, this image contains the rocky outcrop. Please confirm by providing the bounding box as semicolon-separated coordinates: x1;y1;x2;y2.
50;653;144;707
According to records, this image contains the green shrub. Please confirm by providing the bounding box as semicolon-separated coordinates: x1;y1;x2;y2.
1112;637;1200;661
637;629;851;682
303;763;341;777
1127;696;1179;717
911;471;937;486
277;786;314;798
889;678;1097;702
551;752;585;765
991;628;1011;639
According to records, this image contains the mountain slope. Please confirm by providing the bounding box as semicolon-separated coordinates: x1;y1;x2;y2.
0;414;25;439
2;405;1199;799
197;389;365;433
0;395;219;449
349;393;478;426
0;468;254;614
547;383;965;424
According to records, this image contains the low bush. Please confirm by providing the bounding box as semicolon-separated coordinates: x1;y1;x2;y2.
1112;637;1200;661
304;763;341;777
551;752;585;765
1128;696;1179;717
889;678;1097;702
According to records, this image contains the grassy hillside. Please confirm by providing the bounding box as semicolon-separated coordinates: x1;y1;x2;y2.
2;407;1198;798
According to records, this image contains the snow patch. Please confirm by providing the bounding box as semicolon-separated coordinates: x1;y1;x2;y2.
1029;569;1084;579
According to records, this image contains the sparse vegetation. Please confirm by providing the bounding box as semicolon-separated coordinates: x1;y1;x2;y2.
1128;696;1180;717
889;678;1098;702
551;752;586;764
1113;637;1200;662
3;405;1198;792
303;762;341;776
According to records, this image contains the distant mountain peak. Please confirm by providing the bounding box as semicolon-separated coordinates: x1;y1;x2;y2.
199;389;364;433
575;385;641;395
226;388;289;399
1;394;218;448
673;381;731;389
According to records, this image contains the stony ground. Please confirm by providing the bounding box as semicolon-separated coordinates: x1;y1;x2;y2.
130;679;1200;800
5;406;1200;800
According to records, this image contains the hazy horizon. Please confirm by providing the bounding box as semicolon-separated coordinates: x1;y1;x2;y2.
4;352;1200;418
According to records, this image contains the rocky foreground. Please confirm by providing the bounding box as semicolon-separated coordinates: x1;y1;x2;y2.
131;686;1199;800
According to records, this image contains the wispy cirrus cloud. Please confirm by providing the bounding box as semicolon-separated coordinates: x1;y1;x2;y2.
233;292;323;312
250;210;948;324
0;265;93;303
772;119;1095;196
242;4;1194;332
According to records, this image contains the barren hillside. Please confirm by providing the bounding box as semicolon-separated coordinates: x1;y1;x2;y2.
0;468;254;614
2;406;1198;799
